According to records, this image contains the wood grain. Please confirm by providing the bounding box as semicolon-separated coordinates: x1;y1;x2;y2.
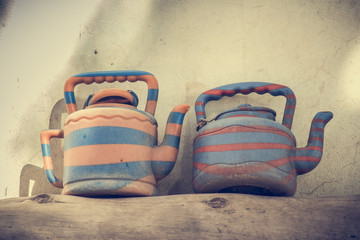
0;193;359;239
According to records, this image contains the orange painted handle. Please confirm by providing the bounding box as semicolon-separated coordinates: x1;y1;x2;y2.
40;130;64;188
64;70;159;115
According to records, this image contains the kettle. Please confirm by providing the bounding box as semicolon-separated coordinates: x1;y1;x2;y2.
193;82;333;196
41;70;189;196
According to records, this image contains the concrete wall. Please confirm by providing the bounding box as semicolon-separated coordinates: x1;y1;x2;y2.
0;0;359;199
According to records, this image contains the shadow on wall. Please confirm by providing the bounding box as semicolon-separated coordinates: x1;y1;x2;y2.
0;0;14;29
19;99;66;197
16;0;360;197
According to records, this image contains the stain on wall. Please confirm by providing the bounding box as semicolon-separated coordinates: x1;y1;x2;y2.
1;0;360;198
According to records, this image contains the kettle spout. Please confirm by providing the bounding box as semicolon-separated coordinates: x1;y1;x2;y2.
292;111;333;175
152;104;190;180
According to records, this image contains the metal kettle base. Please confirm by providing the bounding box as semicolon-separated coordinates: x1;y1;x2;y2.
61;179;157;197
193;162;297;196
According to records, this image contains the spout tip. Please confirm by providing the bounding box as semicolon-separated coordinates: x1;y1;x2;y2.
315;111;333;124
173;104;190;114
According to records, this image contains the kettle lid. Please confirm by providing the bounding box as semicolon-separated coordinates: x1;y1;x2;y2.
83;89;139;108
235;104;276;114
215;104;276;120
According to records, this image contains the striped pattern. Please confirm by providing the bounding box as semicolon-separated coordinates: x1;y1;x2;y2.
64;70;159;115
61;106;158;196
42;70;189;196
41;103;189;196
40;130;64;188
216;105;276;121
293;111;333;174
152;104;190;180
193;118;297;196
195;82;296;130
193;82;333;196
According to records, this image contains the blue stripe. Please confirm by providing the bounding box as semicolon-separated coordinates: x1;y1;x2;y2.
285;98;296;106
41;144;51;157
295;161;319;174
306;141;324;147
282;117;293;126
198;118;296;141
73;70;153;77
194;132;294;149
63;161;153;184
194;149;292;170
268;87;293;97
195;105;204;113
151;161;175;179
147;89;158;101
65;179;136;195
45;169;57;183
217;111;275;120
293;149;322;158
167;112;186;124
161;135;180;148
64;91;76;104
64;126;156;150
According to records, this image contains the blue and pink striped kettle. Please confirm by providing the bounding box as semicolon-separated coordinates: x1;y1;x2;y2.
40;70;189;197
193;82;333;196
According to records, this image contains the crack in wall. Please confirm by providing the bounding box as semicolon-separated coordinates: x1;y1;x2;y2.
300;180;337;196
342;141;360;169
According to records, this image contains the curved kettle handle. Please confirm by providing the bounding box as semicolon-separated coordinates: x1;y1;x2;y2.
64;70;159;115
195;82;296;130
40;130;64;188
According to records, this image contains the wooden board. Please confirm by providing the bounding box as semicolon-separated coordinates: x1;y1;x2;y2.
0;193;359;239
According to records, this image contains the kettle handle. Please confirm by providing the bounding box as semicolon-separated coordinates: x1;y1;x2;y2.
64;70;159;115
195;82;296;130
40;130;64;188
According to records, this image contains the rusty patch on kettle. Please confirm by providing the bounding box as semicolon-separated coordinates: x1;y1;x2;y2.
202;197;229;208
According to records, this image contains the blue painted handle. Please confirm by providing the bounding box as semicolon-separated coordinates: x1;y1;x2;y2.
195;82;296;130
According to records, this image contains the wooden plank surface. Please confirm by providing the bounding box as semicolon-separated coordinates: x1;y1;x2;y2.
0;193;359;240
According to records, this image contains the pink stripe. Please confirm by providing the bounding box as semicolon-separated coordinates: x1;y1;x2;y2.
64;144;153;166
196;125;296;144
194;142;292;154
311;128;324;133
283;124;291;129
165;123;183;136
292;156;320;162
305;146;323;151
65;108;156;136
145;100;157;115
43;156;53;170
194;157;291;175
203;89;236;96
312;119;327;124
285;105;295;109
286;94;296;99
152;146;178;162
308;137;323;142
280;168;296;185
254;84;285;91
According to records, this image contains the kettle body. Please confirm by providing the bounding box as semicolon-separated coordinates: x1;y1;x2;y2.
41;70;189;196
193;82;333;196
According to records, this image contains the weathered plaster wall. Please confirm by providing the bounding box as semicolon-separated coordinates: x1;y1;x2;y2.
0;0;359;199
